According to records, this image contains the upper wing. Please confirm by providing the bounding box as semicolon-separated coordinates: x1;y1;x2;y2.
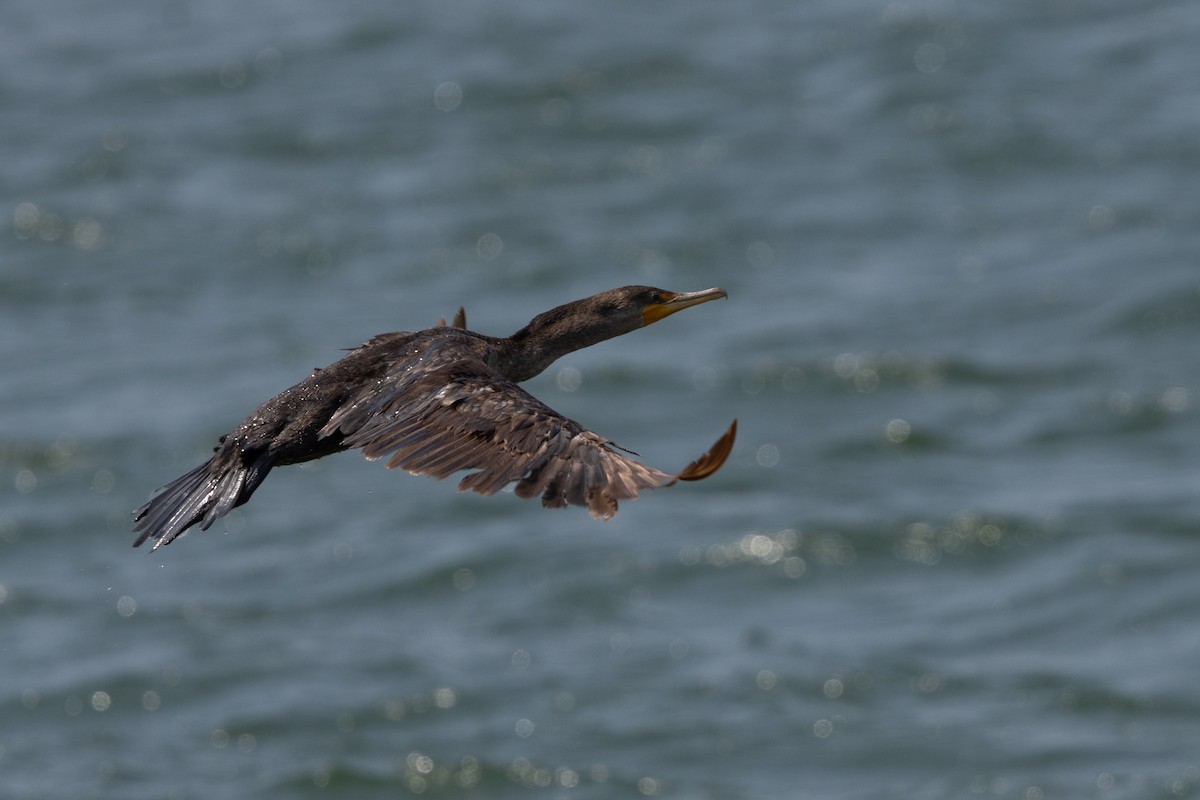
319;358;734;519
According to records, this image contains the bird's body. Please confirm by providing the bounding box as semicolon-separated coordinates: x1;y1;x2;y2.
133;286;735;550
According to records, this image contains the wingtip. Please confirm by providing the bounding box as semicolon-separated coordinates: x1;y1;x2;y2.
674;418;737;482
132;528;163;551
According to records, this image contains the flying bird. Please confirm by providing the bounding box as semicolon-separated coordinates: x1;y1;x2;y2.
133;286;736;550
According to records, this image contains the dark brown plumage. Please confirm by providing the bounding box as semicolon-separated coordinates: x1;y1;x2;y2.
133;286;735;550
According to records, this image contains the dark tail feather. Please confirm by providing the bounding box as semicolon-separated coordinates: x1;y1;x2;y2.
132;454;272;550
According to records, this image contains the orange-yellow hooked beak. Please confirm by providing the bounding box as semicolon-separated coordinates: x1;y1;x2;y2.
641;287;728;326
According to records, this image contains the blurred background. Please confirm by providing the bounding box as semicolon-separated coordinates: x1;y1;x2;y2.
3;0;1198;798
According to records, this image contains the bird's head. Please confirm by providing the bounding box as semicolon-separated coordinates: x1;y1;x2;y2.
524;285;727;339
503;285;727;380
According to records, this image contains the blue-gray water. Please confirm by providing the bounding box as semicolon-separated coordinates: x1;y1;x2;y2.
3;1;1199;798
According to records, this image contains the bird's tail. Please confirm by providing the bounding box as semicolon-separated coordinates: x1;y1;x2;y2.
132;451;272;551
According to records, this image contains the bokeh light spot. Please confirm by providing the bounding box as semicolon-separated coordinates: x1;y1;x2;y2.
434;687;457;709
434;81;463;111
914;43;945;73
476;232;503;261
116;595;137;618
756;444;780;467
91;470;115;494
886;419;911;443
15;470;37;494
638;776;662;796
452;568;475;591
556;367;581;392
90;691;111;712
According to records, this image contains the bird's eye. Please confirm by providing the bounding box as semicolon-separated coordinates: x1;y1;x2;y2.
649;292;664;303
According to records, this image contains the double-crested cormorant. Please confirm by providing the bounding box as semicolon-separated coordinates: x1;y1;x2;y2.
133;286;736;550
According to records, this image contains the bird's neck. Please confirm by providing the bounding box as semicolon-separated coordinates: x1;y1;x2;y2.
492;304;629;383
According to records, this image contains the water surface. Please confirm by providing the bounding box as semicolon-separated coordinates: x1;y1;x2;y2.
3;1;1199;798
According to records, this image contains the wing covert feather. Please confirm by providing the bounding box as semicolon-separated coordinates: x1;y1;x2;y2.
320;358;728;519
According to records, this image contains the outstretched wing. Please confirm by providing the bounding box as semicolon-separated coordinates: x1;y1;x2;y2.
319;358;734;519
